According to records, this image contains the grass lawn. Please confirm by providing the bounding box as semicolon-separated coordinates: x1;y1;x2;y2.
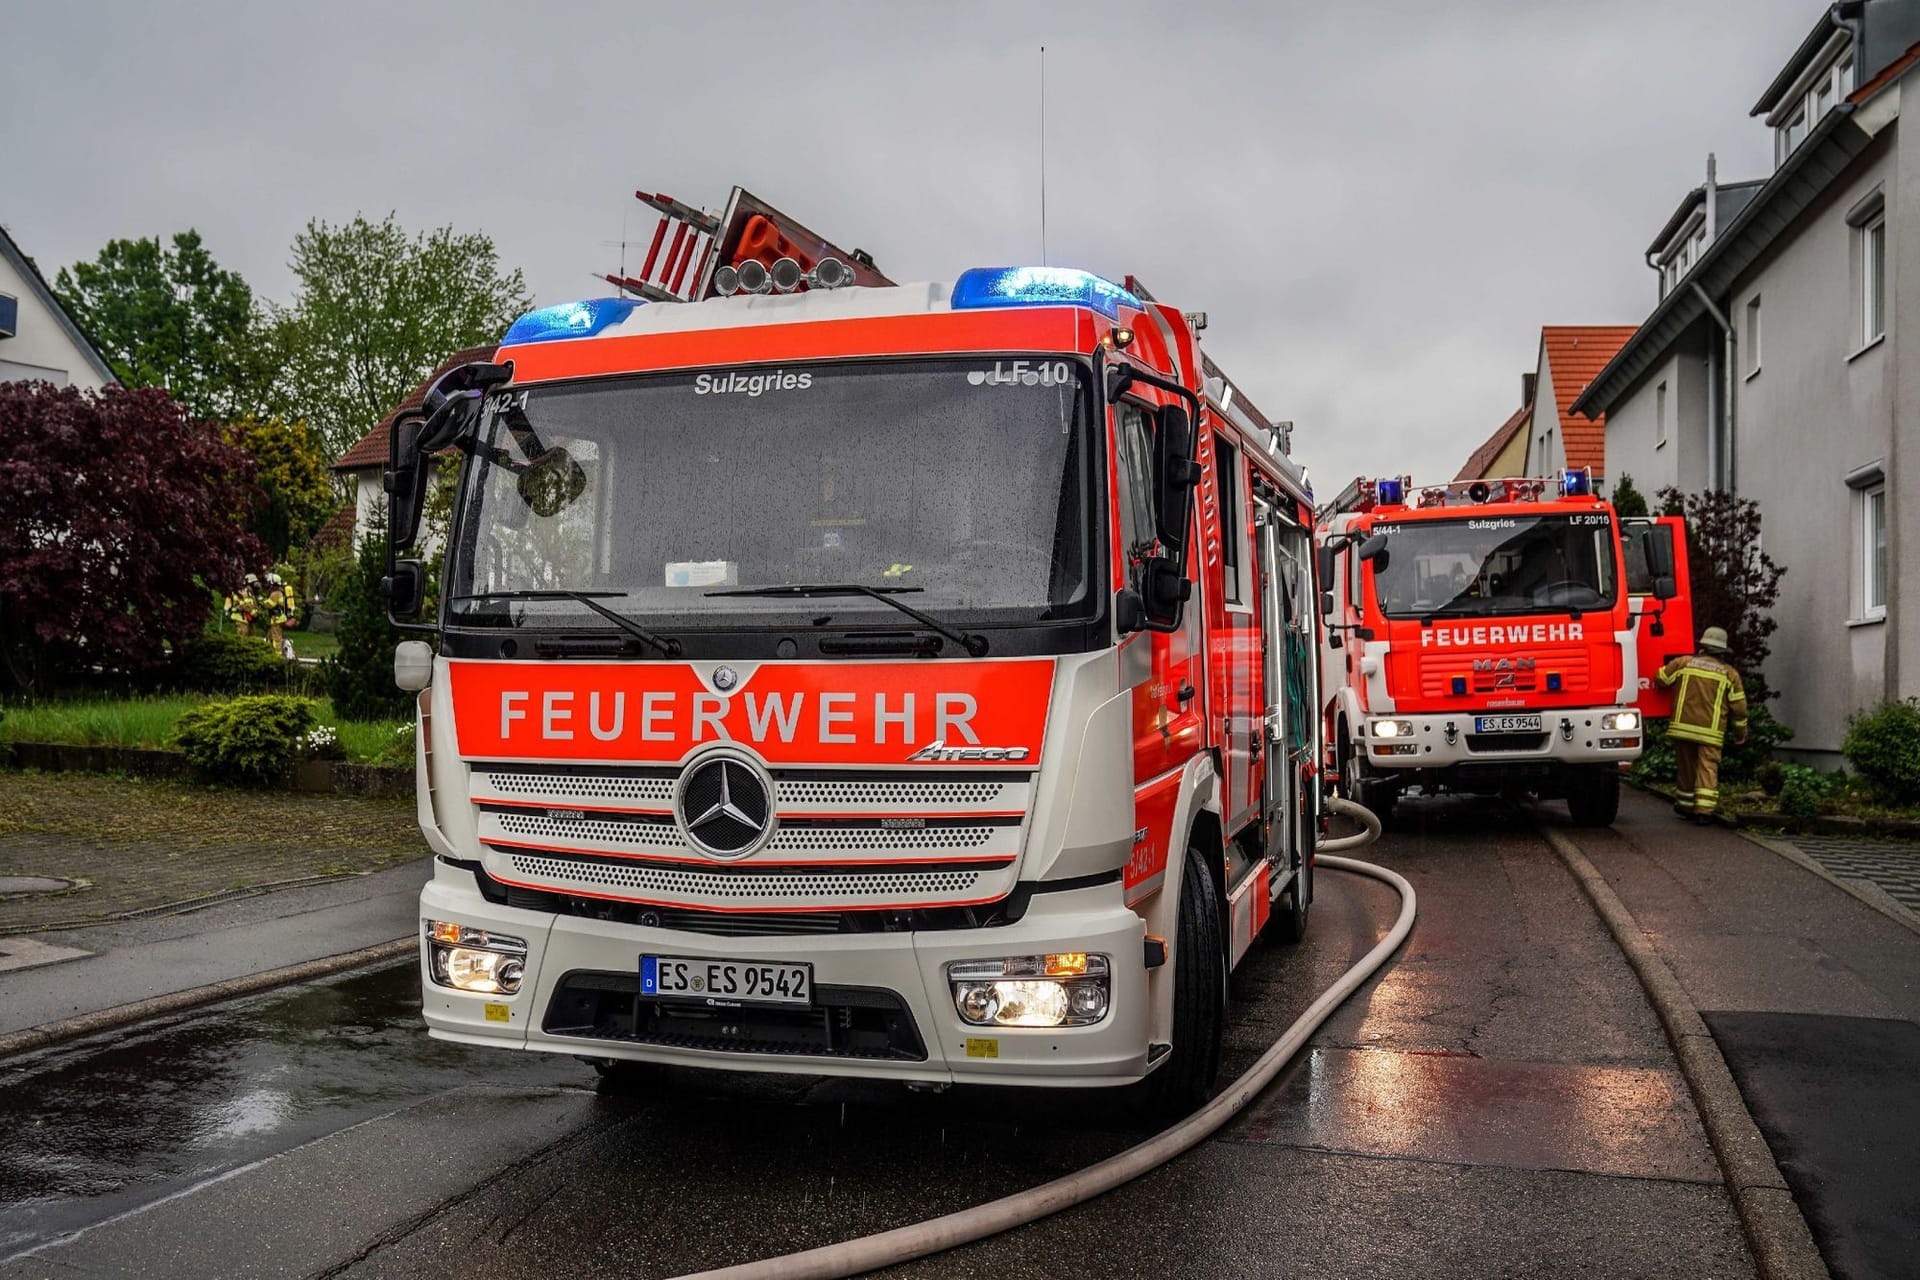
0;693;412;766
285;630;340;660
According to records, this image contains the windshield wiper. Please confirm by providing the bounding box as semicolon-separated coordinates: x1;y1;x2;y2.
706;583;989;657
448;590;681;656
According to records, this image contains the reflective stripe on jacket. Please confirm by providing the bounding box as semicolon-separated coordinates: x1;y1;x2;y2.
1656;653;1748;746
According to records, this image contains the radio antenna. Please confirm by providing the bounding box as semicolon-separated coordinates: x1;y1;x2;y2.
1039;45;1048;266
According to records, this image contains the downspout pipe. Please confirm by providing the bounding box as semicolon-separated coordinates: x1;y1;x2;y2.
1692;282;1736;496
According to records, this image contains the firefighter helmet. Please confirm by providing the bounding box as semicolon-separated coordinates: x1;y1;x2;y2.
1700;626;1730;653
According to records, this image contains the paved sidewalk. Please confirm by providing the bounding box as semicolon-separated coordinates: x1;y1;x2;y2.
0;769;421;933
1550;788;1920;1280
1783;833;1920;920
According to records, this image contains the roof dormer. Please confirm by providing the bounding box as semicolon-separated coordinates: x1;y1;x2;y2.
1753;8;1859;166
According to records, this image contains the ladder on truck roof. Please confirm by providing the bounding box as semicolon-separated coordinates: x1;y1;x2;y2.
604;187;892;304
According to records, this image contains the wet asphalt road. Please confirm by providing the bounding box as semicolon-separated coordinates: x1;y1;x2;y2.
0;799;1759;1279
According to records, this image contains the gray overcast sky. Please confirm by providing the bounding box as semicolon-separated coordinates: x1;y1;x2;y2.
4;0;1818;487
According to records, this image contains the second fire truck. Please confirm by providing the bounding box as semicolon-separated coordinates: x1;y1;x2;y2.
1318;472;1692;826
384;195;1327;1114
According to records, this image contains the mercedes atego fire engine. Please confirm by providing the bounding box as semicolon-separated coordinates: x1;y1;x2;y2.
383;193;1324;1112
1317;472;1692;827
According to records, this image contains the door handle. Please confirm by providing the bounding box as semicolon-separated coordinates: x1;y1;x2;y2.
1176;680;1196;705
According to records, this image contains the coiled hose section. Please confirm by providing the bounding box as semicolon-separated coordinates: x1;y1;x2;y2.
677;795;1399;1280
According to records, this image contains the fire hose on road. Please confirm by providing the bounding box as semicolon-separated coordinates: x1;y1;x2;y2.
679;795;1403;1280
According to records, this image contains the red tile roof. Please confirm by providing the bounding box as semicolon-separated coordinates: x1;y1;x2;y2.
1454;402;1531;481
310;504;356;550
1541;326;1637;475
332;344;501;472
1850;38;1920;106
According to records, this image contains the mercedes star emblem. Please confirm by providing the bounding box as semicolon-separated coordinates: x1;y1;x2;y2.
712;665;738;691
674;751;773;859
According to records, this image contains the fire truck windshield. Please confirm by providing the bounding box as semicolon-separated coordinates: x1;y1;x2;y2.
445;358;1094;632
1368;513;1618;619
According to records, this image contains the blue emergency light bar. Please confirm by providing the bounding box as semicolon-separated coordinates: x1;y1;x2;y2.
501;297;642;346
1375;478;1406;506
1560;467;1594;497
950;267;1142;320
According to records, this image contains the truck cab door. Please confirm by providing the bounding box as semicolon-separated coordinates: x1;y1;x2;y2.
1620;516;1694;716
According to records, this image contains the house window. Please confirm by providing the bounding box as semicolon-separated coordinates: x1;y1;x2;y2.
1745;296;1762;375
1863;483;1887;619
1779;105;1808;161
1656;381;1668;448
1861;212;1886;345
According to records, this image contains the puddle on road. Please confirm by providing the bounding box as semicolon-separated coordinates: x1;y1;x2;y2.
0;962;582;1257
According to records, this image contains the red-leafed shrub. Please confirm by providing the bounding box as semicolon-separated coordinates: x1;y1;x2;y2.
0;382;264;683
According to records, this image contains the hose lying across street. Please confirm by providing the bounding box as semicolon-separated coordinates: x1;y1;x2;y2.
677;796;1402;1280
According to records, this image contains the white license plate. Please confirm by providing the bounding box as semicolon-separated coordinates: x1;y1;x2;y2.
1474;714;1543;733
640;955;812;1007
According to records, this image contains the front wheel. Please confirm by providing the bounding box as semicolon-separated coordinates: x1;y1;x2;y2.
1566;767;1621;827
1139;846;1226;1121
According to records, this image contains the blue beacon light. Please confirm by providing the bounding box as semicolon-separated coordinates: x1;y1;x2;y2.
950;267;1142;320
501;297;643;346
1375;478;1405;506
1561;467;1593;497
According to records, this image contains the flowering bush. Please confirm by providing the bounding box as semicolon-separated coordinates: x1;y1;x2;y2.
301;723;345;760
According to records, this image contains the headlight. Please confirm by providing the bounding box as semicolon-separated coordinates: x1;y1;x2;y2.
426;919;527;995
1602;711;1640;731
947;954;1111;1027
1371;719;1415;738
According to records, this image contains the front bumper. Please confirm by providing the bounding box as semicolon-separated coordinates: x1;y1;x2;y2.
1359;707;1642;771
418;861;1151;1087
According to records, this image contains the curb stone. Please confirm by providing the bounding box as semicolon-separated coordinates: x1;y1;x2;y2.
0;936;416;1061
1539;824;1831;1280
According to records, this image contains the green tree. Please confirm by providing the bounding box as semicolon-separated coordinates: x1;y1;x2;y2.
226;415;337;560
267;214;530;455
53;230;263;420
1609;473;1649;518
324;526;413;721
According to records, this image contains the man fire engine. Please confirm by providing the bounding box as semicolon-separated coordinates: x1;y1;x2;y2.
382;191;1325;1114
1317;472;1690;826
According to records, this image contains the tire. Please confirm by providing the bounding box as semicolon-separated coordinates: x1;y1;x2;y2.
1566;767;1621;827
1140;846;1226;1121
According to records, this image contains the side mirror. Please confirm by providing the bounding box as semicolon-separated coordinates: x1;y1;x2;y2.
1316;545;1336;592
1653;574;1677;602
1153;404;1200;552
386;415;431;554
1357;533;1389;561
1139;558;1192;631
1319;590;1334;618
1115;587;1146;634
1642;527;1675;578
383;559;426;620
393;639;434;693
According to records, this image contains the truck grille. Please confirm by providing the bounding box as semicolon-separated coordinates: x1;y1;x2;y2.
544;969;925;1061
469;763;1030;912
502;851;996;911
1419;648;1594;698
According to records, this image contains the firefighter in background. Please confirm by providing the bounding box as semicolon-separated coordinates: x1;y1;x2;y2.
1656;626;1749;824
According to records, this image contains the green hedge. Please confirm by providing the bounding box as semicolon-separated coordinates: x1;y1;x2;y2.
1843;699;1920;806
172;694;316;787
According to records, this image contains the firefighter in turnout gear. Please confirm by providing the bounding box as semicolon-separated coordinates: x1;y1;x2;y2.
1656;626;1748;824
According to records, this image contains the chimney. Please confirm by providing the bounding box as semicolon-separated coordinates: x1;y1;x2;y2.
1706;152;1718;239
1521;372;1538;407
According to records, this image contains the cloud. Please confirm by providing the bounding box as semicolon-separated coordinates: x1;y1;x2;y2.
2;0;1816;482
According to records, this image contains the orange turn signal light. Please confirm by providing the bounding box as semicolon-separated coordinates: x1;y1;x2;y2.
1044;952;1089;977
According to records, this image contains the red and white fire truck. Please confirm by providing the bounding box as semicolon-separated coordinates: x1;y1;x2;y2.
383;190;1326;1112
1317;472;1692;826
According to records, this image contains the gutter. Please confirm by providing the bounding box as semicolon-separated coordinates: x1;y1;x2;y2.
1690;283;1736;496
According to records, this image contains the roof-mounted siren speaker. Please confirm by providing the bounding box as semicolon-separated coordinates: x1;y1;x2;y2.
1467;481;1491;504
807;257;853;290
736;260;773;295
712;265;742;297
770;257;804;294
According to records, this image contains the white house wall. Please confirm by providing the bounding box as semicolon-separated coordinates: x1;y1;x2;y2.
1605;342;1711;498
0;250;109;392
1728;128;1898;757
